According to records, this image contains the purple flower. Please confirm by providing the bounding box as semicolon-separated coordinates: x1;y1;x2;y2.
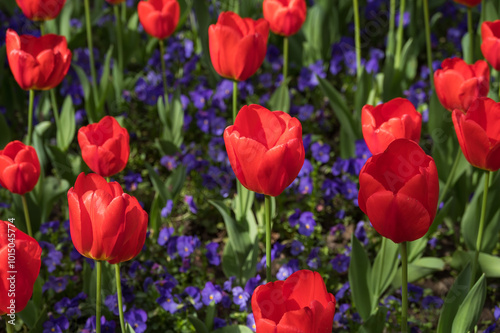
158;227;174;246
185;286;203;310
422;296;443;309
40;220;60;234
201;282;222;305
298;159;313;177
123;171;143;191
290;240;304;256
408;284;423;303
247;313;256;332
189;84;213;109
336;282;350;300
298;176;313;195
124;308;148;333
428;237;438;249
213;318;227;329
330;253;350;273
83;316;116;333
43;276;68;293
289;209;301;227
161;156;178;171
494;305;500;320
43;315;69;333
176;236;195;258
311;142;331;164
39;241;63;273
104;294;125;316
298;212;316;237
232;286;250;311
157;293;180;314
206;242;221;266
277;259;299;280
161;200;174;219
185;195;198;214
307;247;320;269
244;275;262;295
355;221;368;245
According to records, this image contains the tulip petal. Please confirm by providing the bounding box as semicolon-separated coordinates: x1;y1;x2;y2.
277;307;313;333
234;105;286;148
68;189;94;257
282;270;332;310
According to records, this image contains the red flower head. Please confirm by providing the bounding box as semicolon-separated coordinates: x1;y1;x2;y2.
453;0;481;6
6;29;72;91
16;0;66;21
138;0;180;40
78;116;130;178
251;270;336;332
224;105;305;197
361;98;422;155
67;173;148;264
209;12;269;81
0;141;40;195
453;98;500;171
434;58;490;112
0;220;42;315
481;20;500;71
358;139;439;243
263;0;307;37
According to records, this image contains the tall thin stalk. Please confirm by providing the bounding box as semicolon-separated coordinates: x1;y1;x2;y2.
471;171;490;287
353;0;362;79
265;195;272;282
115;264;126;333
423;0;434;87
84;0;99;108
400;241;408;333
96;261;102;333
26;90;35;146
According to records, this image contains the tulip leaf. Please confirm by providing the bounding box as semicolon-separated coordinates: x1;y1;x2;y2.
57;96;76;152
269;83;290;114
149;193;162;236
452;274;486;333
393;257;445;288
370;238;399;307
96;46;114;119
166;166;187;200
145;162;169;203
205;302;216;331
437;264;472;333
188;316;209;333
451;250;500;278
125;323;137;333
348;234;373;321
407;237;427;263
212;326;254;333
17;300;37;328
359;306;389;333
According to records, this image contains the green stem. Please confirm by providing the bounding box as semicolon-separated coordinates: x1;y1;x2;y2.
375;238;387;295
283;37;289;84
50;89;60;131
115;264;126;333
96;261;102;333
5;319;13;333
467;7;474;63
471;171;490;286
498;70;500;101
423;0;434;87
388;0;396;56
26;90;34;146
21;195;33;238
438;148;462;206
159;39;168;102
394;0;406;69
400;241;408;333
353;0;362;79
114;5;124;81
232;81;238;123
265;195;272;282
84;0;99;108
121;1;127;23
40;22;45;35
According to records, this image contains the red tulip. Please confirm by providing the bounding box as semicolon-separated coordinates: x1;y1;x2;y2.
224;104;305;197
78;116;130;178
481;20;500;71
453;98;500;171
5;29;72;91
0;220;42;316
67;173;148;264
453;0;481;6
263;0;307;37
15;0;66;21
358;139;439;243
209;12;269;81
361;98;422;155
138;0;180;40
434;58;490;112
0;141;40;195
251;270;336;333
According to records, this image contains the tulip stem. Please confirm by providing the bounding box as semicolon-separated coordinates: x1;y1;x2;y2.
21;195;33;238
159;39;169;104
27;90;35;147
497;71;500;100
114;5;124;86
84;0;99;110
283;37;289;84
423;0;434;87
115;264;126;333
471;171;490;287
96;261;102;333
394;0;406;69
232;81;238;123
467;6;474;63
5;319;13;333
438;148;462;206
265;195;272;282
400;241;408;333
353;0;362;79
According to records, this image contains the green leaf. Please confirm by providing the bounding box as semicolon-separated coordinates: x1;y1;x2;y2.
188;316;209;333
212;325;254;333
96;45;114;118
165;166;186;200
407;237;427;263
359;306;389;333
17;300;38;328
437;264;472;333
57;96;76;152
348;234;373;321
125;323;137;333
370;238;399;307
452;274;486;333
268;83;290;113
393;257;445;288
149;193;162;236
145;163;169;203
205;302;216;331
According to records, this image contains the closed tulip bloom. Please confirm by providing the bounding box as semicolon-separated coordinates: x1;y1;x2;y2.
362;98;422;155
453;98;500;171
252;270;336;333
434;58;490;112
68;173;148;264
6;29;72;91
78;116;130;178
16;0;66;21
209;12;269;81
481;20;500;71
0;220;42;315
138;0;180;40
224;105;305;197
0;141;40;195
263;0;307;37
358;139;439;243
453;0;481;6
